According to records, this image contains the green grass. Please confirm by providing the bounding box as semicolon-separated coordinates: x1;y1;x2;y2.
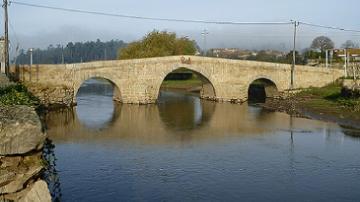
0;84;39;106
297;82;342;98
161;75;203;90
161;80;203;89
297;82;360;112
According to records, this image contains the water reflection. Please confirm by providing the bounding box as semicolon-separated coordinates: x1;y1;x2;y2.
42;139;62;202
76;79;118;130
46;89;344;145
341;125;360;139
44;80;360;202
158;91;216;131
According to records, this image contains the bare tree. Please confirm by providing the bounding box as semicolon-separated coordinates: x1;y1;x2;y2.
310;36;335;52
341;40;360;49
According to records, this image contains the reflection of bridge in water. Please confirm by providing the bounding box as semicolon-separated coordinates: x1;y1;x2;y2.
45;95;338;145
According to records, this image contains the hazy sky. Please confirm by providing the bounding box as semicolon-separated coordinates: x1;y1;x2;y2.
3;0;360;52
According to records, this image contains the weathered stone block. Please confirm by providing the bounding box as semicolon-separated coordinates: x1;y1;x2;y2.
0;106;46;155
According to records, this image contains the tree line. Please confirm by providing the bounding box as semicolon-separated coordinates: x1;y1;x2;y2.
15;39;127;64
14;31;359;66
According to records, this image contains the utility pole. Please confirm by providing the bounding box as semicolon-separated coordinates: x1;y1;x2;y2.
29;48;33;81
329;50;333;68
325;50;329;68
104;48;107;60
201;29;209;56
61;46;64;64
291;21;298;89
344;49;348;78
3;0;10;76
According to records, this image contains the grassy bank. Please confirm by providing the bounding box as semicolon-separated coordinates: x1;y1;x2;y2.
262;81;360;129
297;82;360;112
0;84;39;106
160;76;203;90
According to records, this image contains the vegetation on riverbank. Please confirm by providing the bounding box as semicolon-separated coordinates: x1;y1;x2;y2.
161;79;202;90
297;82;360;112
261;81;360;129
0;84;39;106
160;73;203;91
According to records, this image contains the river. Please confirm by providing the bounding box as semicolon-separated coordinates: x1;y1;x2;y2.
44;79;360;202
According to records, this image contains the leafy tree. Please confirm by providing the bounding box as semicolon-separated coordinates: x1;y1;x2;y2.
285;51;305;65
303;49;322;60
118;30;197;59
310;36;334;52
341;40;359;49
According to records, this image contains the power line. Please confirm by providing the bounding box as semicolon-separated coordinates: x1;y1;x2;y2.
298;21;360;33
9;1;292;26
10;1;360;33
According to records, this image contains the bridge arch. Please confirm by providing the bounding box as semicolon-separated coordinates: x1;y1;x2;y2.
247;76;279;102
74;76;122;103
156;65;217;101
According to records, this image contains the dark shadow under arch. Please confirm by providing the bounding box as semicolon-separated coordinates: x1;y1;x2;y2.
248;78;278;103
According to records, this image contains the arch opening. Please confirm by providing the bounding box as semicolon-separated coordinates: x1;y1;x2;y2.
248;78;278;103
75;77;122;130
158;67;216;101
76;77;121;102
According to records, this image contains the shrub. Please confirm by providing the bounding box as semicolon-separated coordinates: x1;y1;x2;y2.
0;84;39;106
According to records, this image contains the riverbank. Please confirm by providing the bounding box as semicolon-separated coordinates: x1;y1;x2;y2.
160;78;202;92
260;81;360;129
0;74;51;201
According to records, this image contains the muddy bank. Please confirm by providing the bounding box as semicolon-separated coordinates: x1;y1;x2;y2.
260;96;360;129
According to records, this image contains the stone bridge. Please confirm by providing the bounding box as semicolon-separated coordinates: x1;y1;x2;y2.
12;56;343;105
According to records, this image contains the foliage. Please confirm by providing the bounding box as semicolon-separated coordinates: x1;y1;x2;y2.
298;82;341;98
246;50;305;65
161;74;202;90
341;40;359;49
118;30;197;59
15;39;127;64
303;49;322;60
0;84;39;106
297;82;360;111
310;36;334;52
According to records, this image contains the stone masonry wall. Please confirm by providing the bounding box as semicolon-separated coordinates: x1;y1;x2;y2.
11;56;344;105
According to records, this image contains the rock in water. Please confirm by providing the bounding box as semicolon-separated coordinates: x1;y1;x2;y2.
2;180;52;202
18;180;51;202
0;153;44;194
0;106;46;155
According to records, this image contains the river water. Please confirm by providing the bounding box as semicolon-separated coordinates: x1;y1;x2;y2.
45;79;360;202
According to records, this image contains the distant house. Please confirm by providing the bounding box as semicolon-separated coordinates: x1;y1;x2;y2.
209;48;257;59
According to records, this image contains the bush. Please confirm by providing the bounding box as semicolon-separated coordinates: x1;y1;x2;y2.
118;30;197;59
0;84;39;106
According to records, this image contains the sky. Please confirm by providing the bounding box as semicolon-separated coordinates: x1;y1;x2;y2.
2;0;360;54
